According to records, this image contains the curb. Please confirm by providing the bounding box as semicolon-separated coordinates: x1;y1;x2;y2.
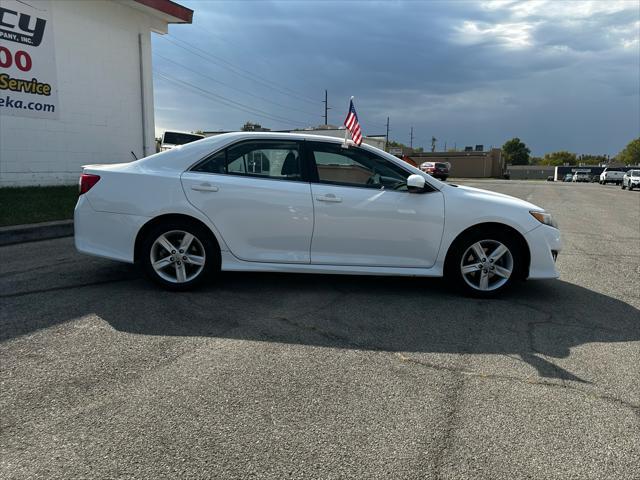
0;220;74;246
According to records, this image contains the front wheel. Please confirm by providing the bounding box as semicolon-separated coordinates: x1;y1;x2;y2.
140;221;219;291
445;230;523;297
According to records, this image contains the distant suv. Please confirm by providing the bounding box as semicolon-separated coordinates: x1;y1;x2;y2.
621;170;640;190
572;171;590;183
161;131;205;151
420;161;449;181
599;168;624;185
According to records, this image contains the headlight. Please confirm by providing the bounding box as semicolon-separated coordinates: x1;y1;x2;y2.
530;211;558;229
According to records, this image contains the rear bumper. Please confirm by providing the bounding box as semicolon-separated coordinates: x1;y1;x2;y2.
74;195;148;263
524;224;562;279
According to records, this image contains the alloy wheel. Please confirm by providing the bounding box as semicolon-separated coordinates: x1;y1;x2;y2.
150;230;206;283
460;239;514;292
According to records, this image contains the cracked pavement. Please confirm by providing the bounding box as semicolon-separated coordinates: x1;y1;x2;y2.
1;180;639;479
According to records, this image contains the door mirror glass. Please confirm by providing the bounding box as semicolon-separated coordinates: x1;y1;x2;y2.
407;174;426;193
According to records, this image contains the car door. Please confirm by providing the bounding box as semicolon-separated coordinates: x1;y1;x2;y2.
307;141;445;268
181;139;314;263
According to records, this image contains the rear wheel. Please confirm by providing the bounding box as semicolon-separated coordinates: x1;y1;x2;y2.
622;184;626;190
140;221;219;291
446;229;523;297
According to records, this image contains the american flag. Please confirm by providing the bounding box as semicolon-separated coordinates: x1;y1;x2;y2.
344;98;363;146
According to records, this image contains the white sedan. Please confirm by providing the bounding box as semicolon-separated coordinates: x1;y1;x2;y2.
74;132;561;296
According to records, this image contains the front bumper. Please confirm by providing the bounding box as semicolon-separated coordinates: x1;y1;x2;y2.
524;224;562;279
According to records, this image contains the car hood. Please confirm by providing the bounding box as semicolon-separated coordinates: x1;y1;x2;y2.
452;184;542;211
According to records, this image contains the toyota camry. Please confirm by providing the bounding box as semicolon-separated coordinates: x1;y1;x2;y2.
74;132;561;296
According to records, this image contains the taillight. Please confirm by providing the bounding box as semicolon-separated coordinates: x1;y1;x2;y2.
79;173;100;194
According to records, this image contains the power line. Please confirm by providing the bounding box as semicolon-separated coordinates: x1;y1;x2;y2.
157;35;387;132
187;23;322;104
160;35;320;106
154;70;311;128
153;52;321;121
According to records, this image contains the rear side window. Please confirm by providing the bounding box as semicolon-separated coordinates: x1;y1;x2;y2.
193;150;226;174
192;141;302;180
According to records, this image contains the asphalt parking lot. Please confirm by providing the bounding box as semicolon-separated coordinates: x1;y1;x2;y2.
1;180;639;479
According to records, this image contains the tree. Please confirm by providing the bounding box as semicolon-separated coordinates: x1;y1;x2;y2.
616;138;640;165
386;140;423;153
502;138;531;165
540;150;577;166
578;154;607;165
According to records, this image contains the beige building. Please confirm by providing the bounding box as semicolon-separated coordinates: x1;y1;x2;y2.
406;149;504;178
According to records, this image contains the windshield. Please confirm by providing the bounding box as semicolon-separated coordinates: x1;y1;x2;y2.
163;132;204;146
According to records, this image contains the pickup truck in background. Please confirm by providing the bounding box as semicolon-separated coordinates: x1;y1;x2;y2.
599;168;625;185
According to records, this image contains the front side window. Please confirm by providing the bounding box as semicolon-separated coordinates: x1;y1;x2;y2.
310;142;409;190
193;141;302;180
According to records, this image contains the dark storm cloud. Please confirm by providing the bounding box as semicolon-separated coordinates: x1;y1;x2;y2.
153;0;639;155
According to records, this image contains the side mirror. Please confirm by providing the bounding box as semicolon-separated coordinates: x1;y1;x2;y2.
407;174;426;193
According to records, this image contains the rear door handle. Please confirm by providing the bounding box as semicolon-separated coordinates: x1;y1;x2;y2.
315;194;342;203
191;183;219;192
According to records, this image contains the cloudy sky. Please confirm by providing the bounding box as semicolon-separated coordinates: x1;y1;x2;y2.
152;0;640;156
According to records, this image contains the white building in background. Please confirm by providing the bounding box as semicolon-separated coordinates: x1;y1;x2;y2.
0;0;192;186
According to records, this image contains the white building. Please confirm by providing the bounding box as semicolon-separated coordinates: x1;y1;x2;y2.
0;0;192;186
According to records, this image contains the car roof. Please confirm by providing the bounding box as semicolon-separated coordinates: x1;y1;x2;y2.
134;132;443;189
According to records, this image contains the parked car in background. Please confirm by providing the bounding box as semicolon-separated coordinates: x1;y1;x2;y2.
572;171;590;183
599;168;625;185
420;161;449;181
160;131;205;151
74;132;561;297
563;173;573;182
621;170;640;190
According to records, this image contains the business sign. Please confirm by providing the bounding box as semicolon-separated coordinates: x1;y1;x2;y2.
0;0;58;119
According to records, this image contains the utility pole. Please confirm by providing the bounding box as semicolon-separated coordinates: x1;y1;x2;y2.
410;126;414;149
385;117;390;148
323;90;330;126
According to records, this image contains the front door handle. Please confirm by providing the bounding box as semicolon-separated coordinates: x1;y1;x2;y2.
315;194;342;203
191;183;219;192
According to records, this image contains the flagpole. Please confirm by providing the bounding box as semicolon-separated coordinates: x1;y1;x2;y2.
343;96;354;147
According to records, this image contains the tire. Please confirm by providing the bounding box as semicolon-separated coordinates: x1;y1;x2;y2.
445;228;523;298
140;220;220;291
622;184;626;190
